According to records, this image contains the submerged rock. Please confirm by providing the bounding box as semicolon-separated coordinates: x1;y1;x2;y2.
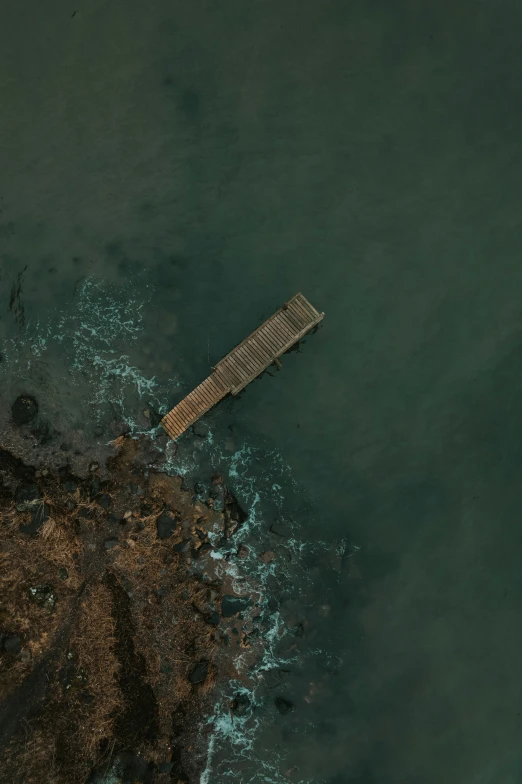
230;693;250;716
31;420;57;445
275;696;295;715
221;595;251;618
12;395;38;426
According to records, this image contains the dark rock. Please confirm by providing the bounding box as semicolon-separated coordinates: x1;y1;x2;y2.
275;696;294;715
147;406;164;428
104;538;119;550
156;512;178;539
89;462;99;473
107;514;119;524
205;611;220;626
0;448;35;481
31;420;57;445
96;493;111;509
20;502;50;535
223;487;248;539
3;635;21;654
12;395;38;425
211;474;223;486
221;595;251;618
194;481;206;496
157;762;174;774
230;693;250;716
15;483;41;509
140;503;153;517
90;476;102;496
60;443;69;452
173;538;191;553
59;567;68;580
78;507;94;520
62;479;78;494
197;542;212;556
188;660;209;684
237;544;249;559
28;585;56;612
260;550;276;564
109;420;131;437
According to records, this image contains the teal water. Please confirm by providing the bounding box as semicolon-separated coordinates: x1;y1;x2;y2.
2;1;522;781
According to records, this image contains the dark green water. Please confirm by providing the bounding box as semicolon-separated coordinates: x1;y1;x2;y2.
2;1;522;781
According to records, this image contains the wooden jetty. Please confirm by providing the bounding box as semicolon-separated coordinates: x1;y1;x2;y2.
161;292;324;440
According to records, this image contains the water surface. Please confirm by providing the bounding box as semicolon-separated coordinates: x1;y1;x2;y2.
2;1;522;782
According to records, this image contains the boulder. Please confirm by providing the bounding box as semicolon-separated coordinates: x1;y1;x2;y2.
156;512;178;539
2;635;22;654
188;660;209;684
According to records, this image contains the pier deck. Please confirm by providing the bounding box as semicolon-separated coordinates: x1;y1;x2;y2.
161;293;324;440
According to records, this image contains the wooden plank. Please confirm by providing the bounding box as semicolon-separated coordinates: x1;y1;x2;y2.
245;335;273;364
298;294;320;318
287;301;309;325
192;385;214;408
262;321;288;349
163;412;184;431
228;355;250;381
214;367;238;390
220;358;244;385
234;344;259;375
271;312;297;337
283;305;307;329
164;408;186;427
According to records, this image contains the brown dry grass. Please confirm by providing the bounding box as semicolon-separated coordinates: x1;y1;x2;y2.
0;504;82;703
70;581;122;757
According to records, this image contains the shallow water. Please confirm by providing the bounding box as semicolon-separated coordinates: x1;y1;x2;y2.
2;1;522;782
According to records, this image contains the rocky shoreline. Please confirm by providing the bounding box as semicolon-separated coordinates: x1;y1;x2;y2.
0;409;263;784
